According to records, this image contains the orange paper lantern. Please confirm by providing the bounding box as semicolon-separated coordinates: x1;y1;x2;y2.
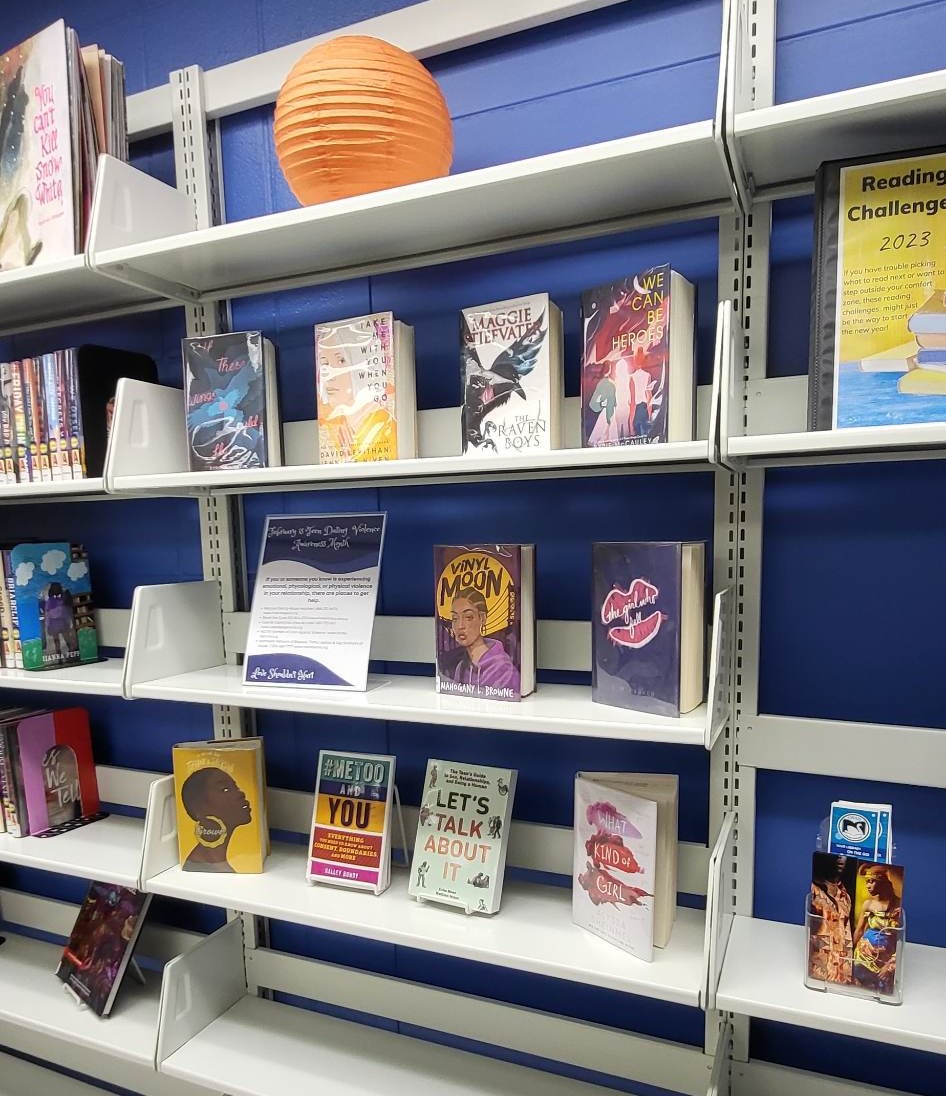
274;36;454;206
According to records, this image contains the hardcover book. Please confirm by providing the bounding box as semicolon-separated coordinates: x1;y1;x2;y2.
307;750;395;894
11;541;97;670
460;293;563;456
56;882;151;1016
244;513;385;690
434;543;535;702
315;312;417;463
591;541;704;718
172;737;268;874
182;331;282;472
581;266;696;447
572;772;678;961
5;707;99;836
809;146;946;429
409;758;517;915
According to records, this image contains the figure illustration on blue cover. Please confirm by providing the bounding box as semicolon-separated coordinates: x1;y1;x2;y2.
441;588;520;694
185;335;265;470
852;863;903;995
11;542;97;670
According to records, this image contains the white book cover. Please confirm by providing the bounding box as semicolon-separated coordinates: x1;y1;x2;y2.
461;293;561;456
572;773;658;961
243;513;385;690
409;758;517;914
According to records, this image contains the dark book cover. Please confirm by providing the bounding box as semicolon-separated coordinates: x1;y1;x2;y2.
434;544;523;702
56;882;151;1016
183;331;270;471
581;266;670;447
592;542;683;718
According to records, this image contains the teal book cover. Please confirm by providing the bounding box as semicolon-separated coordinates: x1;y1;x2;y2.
11;542;97;670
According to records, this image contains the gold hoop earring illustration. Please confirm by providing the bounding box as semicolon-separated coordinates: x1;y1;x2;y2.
195;814;227;848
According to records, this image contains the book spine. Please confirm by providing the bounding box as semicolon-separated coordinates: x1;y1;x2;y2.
0;363;15;485
0;558;12;668
0;726;23;837
65;348;85;478
57;351;75;480
42;353;67;481
10;362;32;482
3;552;22;669
29;358;52;482
20;359;41;483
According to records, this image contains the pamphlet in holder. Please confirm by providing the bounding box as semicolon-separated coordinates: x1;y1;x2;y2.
805;894;904;1005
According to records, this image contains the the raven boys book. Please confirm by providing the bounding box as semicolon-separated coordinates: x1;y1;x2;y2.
592;542;705;718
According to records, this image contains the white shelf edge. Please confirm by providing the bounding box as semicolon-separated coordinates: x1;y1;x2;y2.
0;657;126;696
0;813;144;887
0;477;107;501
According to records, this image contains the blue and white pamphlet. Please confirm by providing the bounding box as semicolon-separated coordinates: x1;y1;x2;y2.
243;513;385;690
828;800;893;863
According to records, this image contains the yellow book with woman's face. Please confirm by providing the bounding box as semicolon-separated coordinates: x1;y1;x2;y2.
172;738;268;874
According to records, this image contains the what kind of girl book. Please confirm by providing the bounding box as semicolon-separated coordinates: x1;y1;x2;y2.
307;750;396;894
409;758;517;915
592;541;705;718
434;543;535;702
573;772;679;962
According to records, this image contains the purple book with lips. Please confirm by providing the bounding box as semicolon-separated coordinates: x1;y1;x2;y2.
434;544;535;701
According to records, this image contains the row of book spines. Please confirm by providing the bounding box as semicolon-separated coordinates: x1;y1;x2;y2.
1;352;86;485
0;709;34;835
0;550;22;670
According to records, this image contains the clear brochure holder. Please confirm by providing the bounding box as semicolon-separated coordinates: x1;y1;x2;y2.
61;958;147;1011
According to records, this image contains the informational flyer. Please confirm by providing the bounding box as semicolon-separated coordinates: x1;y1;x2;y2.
243;513;385;690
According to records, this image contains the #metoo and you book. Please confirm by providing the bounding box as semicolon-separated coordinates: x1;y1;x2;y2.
243;513;385;690
581;266;695;447
434;544;535;702
409;758;517;915
172;738;268;874
592;541;704;718
809;146;946;429
56;882;151;1017
460;293;563;455
183;331;282;471
315;312;416;463
573;773;678;962
307;750;395;894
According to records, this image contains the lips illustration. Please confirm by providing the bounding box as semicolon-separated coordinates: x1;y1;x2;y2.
601;579;658;624
609;609;662;648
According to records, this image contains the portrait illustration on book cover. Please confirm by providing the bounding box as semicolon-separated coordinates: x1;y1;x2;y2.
178;764;253;873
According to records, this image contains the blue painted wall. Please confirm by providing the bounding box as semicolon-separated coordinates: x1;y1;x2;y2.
1;1;945;1093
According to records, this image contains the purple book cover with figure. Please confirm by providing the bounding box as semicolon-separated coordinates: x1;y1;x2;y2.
434;544;523;702
592;542;686;718
243;514;385;690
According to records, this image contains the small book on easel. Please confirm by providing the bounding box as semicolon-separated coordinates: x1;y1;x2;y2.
56;881;151;1016
307;749;396;894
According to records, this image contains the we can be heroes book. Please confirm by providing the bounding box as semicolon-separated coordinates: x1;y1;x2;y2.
11;542;97;670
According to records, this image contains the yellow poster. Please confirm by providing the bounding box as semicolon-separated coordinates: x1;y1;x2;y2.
834;151;946;427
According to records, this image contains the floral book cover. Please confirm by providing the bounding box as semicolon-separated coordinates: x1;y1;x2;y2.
56;882;151;1017
183;332;269;471
572;775;657;961
316;312;398;463
434;543;522;702
581;265;671;447
408;758;517;915
0;19;75;271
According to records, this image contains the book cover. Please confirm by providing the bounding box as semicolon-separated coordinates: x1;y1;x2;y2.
434;544;524;702
56;882;151;1016
244;513;385;690
809;147;946;429
0;20;75;271
408;758;517;914
172;738;268;873
307;750;395;893
808;852;904;998
592;541;703;718
460;293;559;455
572;774;658;961
11;542;97;669
183;332;272;471
581;266;671;446
316;313;402;463
8;707;99;835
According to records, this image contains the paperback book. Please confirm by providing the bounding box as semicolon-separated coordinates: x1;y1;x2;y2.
56;882;151;1016
315;312;417;463
409;758;517;915
581;265;696;447
573;772;679;961
183;331;282;472
11;541;97;670
460;293;563;456
307;750;395;894
809;146;946;429
591;541;704;718
244;513;385;690
172;738;269;874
